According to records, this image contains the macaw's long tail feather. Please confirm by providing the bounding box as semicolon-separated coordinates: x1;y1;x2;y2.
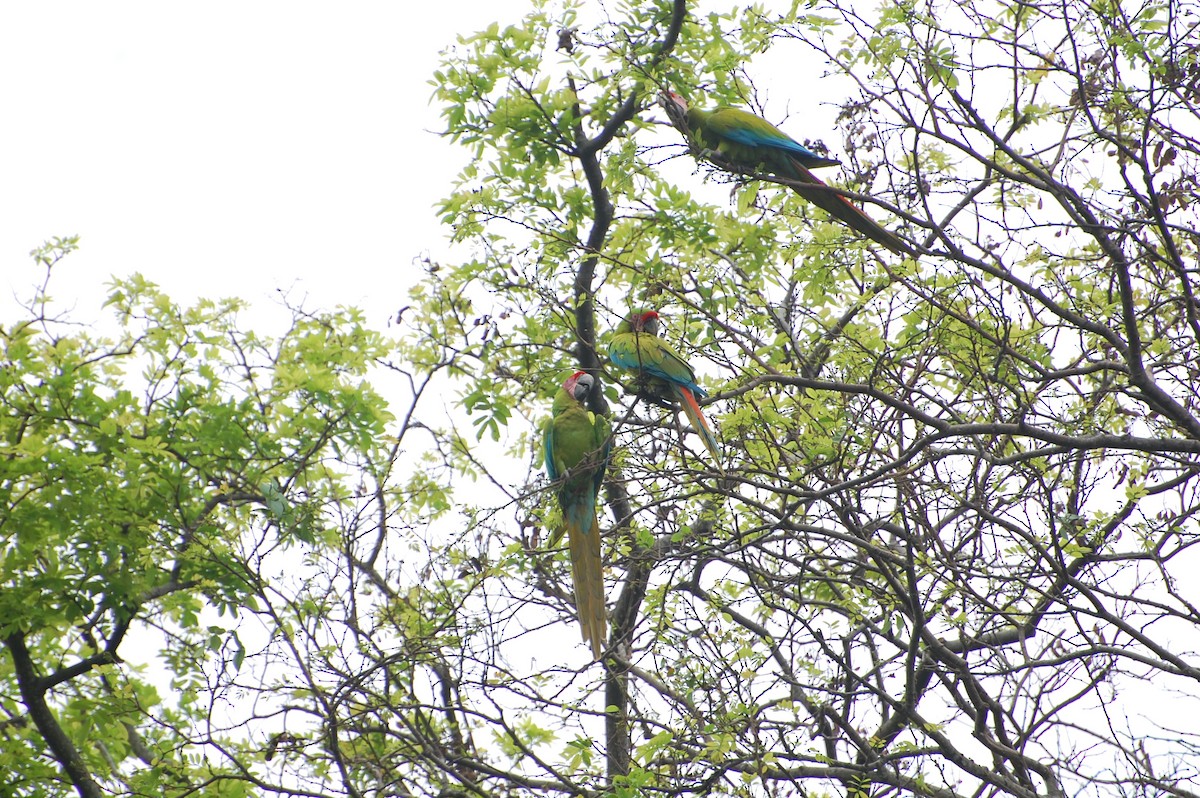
676;386;722;466
783;157;915;257
564;502;606;659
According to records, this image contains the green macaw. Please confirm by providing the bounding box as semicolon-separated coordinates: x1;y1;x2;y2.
608;308;721;465
659;89;914;256
543;370;610;659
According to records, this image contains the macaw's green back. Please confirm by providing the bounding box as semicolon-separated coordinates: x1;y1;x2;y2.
543;372;610;659
686;105;841;178
609;309;721;466
610;315;707;400
661;90;915;256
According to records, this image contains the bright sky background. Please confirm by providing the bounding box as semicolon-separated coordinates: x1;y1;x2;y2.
1;2;509;326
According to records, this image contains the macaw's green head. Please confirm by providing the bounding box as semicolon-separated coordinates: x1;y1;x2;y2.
658;90;690;133
625;308;660;336
563;370;596;403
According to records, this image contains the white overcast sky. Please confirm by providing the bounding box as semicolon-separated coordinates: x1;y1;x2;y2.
1;2;510;325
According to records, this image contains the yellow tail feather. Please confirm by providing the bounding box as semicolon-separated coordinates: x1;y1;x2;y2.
567;513;607;659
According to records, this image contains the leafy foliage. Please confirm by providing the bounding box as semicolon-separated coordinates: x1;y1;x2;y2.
1;238;394;796
8;0;1200;796
400;0;1200;795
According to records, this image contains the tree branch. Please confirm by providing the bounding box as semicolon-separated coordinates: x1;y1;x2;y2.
6;632;104;798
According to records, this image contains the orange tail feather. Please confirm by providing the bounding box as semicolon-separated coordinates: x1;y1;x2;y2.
784;158;914;256
677;386;722;466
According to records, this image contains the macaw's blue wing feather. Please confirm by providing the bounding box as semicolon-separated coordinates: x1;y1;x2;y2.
543;419;560;482
706;107;838;167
